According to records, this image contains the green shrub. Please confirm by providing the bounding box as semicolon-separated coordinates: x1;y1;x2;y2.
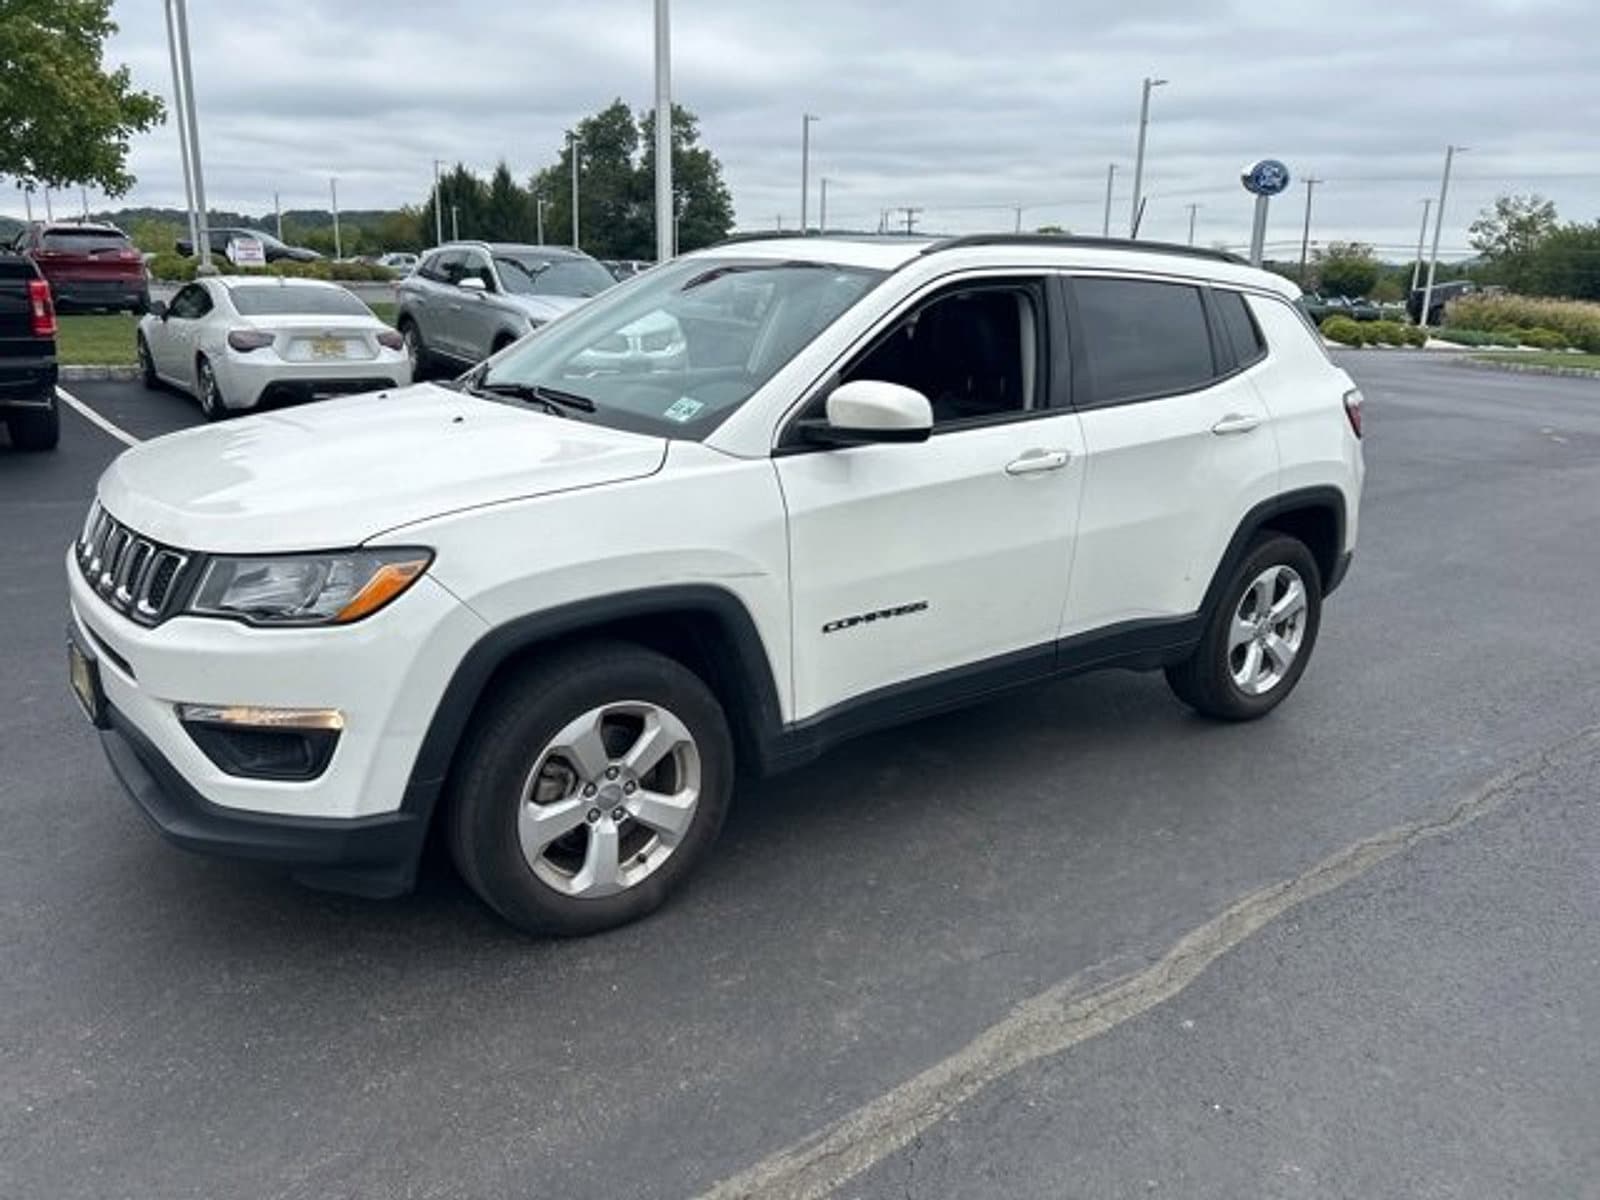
1320;315;1366;346
1446;293;1600;353
1365;320;1411;346
145;253;395;284
1518;326;1568;350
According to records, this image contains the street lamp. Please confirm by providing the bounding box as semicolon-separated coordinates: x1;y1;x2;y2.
568;131;582;250
1408;197;1433;294
800;113;819;233
1186;202;1201;246
330;176;341;260
1418;145;1467;331
433;159;444;246
1128;76;1167;238
164;0;211;270
819;177;831;233
654;0;674;261
535;194;548;246
1102;163;1117;237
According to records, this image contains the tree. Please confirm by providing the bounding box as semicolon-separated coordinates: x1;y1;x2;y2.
483;161;530;242
0;0;164;195
1313;242;1381;297
1469;193;1559;292
639;104;735;254
1526;221;1600;301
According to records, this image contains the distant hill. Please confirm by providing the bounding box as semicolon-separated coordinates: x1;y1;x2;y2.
89;206;399;231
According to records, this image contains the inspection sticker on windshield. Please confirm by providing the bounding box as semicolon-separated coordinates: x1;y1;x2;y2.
663;397;705;423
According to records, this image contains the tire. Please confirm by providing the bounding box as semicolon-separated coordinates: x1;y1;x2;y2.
137;334;159;389
447;641;734;937
6;399;60;451
399;318;431;380
1165;534;1322;721
195;356;225;421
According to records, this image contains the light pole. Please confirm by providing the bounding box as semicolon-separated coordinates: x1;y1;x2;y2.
163;0;201;264
654;0;674;261
80;187;89;220
568;131;582;250
450;204;459;241
1186;202;1201;246
43;190;52;221
1128;76;1167;238
22;186;31;222
1418;145;1466;331
1409;197;1433;294
274;190;282;240
1298;176;1324;286
535;195;547;245
170;0;211;272
800;113;819;233
330;177;341;260
432;159;444;245
819;177;830;233
1102;163;1117;237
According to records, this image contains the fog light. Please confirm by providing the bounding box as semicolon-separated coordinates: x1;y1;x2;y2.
177;705;343;780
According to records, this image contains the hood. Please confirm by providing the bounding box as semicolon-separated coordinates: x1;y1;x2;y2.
505;293;587;323
98;383;667;553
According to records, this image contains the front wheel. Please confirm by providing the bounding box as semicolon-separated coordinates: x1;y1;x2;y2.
447;642;734;937
195;356;226;420
1166;534;1322;721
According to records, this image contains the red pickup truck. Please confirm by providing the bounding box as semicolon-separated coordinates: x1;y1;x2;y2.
0;252;60;451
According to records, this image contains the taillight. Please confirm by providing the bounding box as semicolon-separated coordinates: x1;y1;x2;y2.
28;278;57;338
227;329;275;352
376;329;404;351
1343;387;1364;439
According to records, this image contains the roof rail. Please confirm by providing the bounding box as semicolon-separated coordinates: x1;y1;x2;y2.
922;233;1247;266
708;230;933;249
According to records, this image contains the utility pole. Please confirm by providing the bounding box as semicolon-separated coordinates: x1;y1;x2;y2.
568;131;582;250
450;205;459;241
819;178;830;233
775;213;784;231
433;159;444;245
171;0;211;272
163;0;200;260
1014;205;1024;233
1102;163;1117;237
898;206;922;235
274;191;282;240
80;187;89;220
654;0;674;262
1129;76;1167;237
1418;145;1465;331
800;113;819;234
1298;176;1324;286
330;177;341;260
1186;202;1201;246
1409;197;1433;293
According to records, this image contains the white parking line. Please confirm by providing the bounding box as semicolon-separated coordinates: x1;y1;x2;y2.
56;386;141;447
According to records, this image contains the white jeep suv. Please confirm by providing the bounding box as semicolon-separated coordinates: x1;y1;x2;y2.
67;235;1364;937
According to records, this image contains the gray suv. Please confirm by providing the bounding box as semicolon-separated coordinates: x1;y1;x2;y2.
395;242;616;375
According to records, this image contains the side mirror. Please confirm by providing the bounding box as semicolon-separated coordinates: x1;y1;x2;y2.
149;299;168;319
800;379;933;446
459;276;488;293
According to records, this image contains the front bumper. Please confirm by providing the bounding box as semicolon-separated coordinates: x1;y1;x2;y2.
101;703;425;896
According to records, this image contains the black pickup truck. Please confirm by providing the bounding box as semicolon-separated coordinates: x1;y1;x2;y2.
0;251;59;451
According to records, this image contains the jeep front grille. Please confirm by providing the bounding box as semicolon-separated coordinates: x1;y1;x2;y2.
76;502;194;626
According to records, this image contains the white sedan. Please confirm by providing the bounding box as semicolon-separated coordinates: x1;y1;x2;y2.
136;276;411;419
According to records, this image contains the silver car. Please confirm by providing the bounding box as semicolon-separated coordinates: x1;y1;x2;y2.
394;242;616;375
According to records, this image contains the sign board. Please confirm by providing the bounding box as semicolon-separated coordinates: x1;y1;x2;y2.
228;236;267;268
1241;159;1291;197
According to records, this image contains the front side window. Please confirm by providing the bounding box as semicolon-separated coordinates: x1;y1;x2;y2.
494;254;615;299
474;257;885;440
1071;277;1216;406
168;283;211;319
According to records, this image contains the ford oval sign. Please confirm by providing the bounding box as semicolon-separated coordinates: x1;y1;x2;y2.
1242;159;1291;196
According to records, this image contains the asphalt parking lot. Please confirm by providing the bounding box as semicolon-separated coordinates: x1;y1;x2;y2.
3;354;1599;1198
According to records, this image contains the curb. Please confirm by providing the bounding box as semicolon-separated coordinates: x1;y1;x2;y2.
60;365;140;381
1452;357;1600;381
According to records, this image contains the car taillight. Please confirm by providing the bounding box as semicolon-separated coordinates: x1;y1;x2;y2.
1343;388;1364;439
227;329;275;352
27;278;57;338
376;329;404;351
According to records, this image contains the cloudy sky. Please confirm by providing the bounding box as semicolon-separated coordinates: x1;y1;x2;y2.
15;0;1598;258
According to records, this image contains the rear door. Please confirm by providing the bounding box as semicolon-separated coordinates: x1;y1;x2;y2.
1060;274;1281;636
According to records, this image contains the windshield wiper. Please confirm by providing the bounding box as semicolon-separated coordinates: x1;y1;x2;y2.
467;378;596;415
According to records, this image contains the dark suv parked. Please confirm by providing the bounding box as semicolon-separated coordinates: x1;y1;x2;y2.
1407;279;1476;326
176;227;321;265
11;222;148;314
0;252;60;451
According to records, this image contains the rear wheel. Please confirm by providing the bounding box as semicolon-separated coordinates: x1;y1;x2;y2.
448;642;734;937
195;356;226;421
6;398;59;451
1166;534;1322;721
400;318;431;380
137;334;159;389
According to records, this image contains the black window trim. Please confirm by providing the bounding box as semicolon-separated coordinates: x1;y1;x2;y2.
1062;273;1236;412
774;271;1070;454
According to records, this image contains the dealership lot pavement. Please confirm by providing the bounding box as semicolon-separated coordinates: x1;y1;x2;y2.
3;354;1598;1198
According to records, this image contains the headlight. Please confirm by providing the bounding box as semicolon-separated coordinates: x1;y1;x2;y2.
188;549;432;626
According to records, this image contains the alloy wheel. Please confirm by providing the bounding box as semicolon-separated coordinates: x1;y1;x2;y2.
1227;565;1308;695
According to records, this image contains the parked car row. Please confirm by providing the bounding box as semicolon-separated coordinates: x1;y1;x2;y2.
1299;293;1406;324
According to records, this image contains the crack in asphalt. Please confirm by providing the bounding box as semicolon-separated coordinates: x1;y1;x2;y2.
695;725;1600;1200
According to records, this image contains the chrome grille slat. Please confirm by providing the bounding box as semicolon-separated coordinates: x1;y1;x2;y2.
74;507;193;627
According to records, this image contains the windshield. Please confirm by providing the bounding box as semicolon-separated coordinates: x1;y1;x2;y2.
494;255;617;299
230;286;371;317
478;257;885;440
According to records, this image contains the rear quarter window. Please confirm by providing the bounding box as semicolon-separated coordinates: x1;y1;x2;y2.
1214;289;1267;367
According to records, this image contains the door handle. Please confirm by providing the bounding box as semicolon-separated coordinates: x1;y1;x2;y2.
1005;449;1071;476
1211;412;1262;435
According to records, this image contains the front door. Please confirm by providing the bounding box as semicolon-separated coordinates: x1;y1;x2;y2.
776;277;1085;721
